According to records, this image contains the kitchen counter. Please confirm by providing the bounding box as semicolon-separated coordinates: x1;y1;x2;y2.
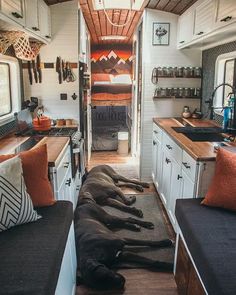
0;134;70;167
153;117;236;161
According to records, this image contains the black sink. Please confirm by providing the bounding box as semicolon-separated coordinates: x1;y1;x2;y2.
171;126;225;142
182;133;225;142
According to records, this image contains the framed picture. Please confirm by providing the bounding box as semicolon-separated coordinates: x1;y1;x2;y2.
152;23;170;46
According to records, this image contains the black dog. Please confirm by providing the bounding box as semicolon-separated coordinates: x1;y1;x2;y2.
74;202;174;290
79;165;150;217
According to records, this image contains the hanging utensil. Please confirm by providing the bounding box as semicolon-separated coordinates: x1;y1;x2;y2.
32;59;38;83
36;54;42;83
27;61;33;85
66;62;76;82
56;56;62;84
62;59;67;81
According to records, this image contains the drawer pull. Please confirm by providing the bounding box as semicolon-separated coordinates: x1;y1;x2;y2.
179;40;185;44
154;130;158;134
64;162;70;168
182;162;190;169
220;16;232;22
197;31;204;35
177;175;182;180
166;144;172;150
11;12;23;19
45;35;51;39
76;185;80;191
165;158;171;164
32;27;40;31
65;178;71;186
153;140;157;145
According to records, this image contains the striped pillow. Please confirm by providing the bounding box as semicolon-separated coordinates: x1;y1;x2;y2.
0;156;41;232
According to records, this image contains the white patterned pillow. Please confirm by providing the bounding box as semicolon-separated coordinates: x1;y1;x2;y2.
0;156;41;232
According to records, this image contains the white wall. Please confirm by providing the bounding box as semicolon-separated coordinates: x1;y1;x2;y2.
23;1;79;121
140;9;202;181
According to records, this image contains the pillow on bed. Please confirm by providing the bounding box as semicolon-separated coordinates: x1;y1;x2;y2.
0;144;55;207
0;156;41;232
92;73;111;84
201;148;236;211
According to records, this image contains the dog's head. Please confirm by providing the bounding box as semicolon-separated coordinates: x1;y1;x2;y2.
81;258;125;290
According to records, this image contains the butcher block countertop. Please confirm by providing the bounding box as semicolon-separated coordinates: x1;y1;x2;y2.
0;133;70;167
153;118;236;161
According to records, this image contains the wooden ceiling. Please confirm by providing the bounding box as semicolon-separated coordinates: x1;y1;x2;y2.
46;0;198;44
146;0;198;15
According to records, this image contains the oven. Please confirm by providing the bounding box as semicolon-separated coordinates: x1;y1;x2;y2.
71;137;85;180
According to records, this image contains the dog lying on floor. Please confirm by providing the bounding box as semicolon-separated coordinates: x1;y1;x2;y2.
74;202;174;290
78;165;150;217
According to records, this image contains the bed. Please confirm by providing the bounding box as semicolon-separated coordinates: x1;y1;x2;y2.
91;74;132;106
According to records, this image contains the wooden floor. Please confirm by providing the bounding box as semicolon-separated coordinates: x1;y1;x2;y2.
77;151;178;295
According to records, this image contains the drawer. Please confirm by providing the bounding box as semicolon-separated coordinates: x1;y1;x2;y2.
163;132;182;164
153;123;162;142
182;151;197;181
56;146;71;188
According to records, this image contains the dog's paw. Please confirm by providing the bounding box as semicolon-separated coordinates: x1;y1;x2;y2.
143;221;154;229
126;195;136;205
141;182;150;188
133;208;143;218
136;185;144;192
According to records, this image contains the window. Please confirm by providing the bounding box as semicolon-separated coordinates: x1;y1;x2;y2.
0;55;21;125
0;63;12;117
214;51;236;113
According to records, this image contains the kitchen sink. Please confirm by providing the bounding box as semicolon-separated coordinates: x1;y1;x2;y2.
172;126;225;142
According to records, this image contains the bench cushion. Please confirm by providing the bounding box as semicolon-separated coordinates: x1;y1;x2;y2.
0;201;73;295
176;198;236;295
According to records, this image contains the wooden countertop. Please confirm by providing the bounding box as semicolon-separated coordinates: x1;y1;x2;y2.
0;134;70;167
153;118;236;161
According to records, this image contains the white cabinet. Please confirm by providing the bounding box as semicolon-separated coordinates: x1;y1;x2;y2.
215;0;236;25
25;0;40;35
152;124;162;191
152;122;215;232
38;0;51;40
193;0;215;38
177;9;194;47
0;0;25;25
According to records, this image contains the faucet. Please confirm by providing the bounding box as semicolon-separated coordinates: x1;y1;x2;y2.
205;83;236;131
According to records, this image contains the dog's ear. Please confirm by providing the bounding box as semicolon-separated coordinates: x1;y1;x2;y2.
81;259;125;290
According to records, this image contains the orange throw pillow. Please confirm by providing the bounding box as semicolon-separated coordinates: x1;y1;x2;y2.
0;144;55;207
201;148;236;211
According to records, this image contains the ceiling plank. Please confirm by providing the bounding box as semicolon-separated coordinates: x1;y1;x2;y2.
98;10;107;36
155;0;171;10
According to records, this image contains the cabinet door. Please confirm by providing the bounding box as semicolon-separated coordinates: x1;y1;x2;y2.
160;151;172;207
57;169;73;205
177;9;194;47
1;0;25;25
168;161;182;228
152;138;158;183
193;0;215;38
215;0;236;25
25;0;40;34
181;170;195;199
155;139;162;191
38;0;51;40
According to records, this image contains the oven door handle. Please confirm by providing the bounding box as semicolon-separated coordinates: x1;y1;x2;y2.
73;147;80;153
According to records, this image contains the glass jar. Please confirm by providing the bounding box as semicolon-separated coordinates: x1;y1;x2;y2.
194;67;201;78
162;67;167;77
184;87;190;97
196;88;201;97
190;87;195;97
154;87;161;97
157;67;163;76
178;87;184;98
183;67;189;77
176;67;183;77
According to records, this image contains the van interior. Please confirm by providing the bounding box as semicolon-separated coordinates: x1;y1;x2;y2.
0;0;236;294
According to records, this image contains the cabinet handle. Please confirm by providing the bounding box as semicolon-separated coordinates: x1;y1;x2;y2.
220;16;232;22
177;175;183;180
166;144;172;150
197;31;204;35
65;178;71;186
153;140;157;145
182;162;191;169
45;35;51;39
179;40;185;44
76;185;80;191
32;27;40;31
154;130;158;134
165;158;171;164
64;162;70;168
11;12;23;19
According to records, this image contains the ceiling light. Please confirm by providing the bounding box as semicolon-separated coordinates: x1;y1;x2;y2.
100;35;127;40
93;0;146;11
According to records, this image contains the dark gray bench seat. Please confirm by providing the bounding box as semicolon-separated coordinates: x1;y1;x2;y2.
0;201;73;295
175;198;236;295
